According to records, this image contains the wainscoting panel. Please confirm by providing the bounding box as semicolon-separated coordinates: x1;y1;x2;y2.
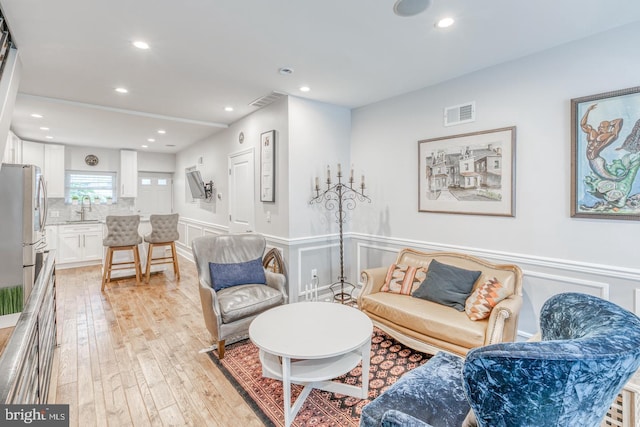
171;221;640;339
349;234;640;340
295;242;340;302
175;218;228;260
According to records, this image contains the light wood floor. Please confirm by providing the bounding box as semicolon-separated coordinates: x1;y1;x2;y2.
52;257;265;427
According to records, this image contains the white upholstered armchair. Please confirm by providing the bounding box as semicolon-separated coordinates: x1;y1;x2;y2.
192;233;288;358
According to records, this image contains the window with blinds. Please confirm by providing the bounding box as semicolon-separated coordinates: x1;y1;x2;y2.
65;171;117;203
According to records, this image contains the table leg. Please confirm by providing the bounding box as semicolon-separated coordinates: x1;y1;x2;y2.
360;338;371;398
282;356;292;427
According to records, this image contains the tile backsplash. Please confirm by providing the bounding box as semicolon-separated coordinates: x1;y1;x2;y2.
46;197;137;224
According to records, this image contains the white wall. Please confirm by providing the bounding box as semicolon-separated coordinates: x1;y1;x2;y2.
350;23;640;331
174;97;289;236
352;23;640;267
288;96;351;238
0;49;21;162
138;151;176;173
65;145;120;172
0;48;22;162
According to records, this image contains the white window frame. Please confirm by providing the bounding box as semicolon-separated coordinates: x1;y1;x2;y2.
65;170;117;204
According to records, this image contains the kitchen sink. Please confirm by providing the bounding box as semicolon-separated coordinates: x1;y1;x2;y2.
65;219;101;224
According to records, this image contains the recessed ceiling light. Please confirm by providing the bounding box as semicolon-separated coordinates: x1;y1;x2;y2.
393;0;432;17
157;129;166;134
165;144;176;147
132;41;150;50
45;135;53;139
299;86;311;92
115;87;128;94
141;144;148;148
279;67;294;75
436;17;455;28
40;127;49;131
147;138;155;142
224;106;234;112
31;113;43;118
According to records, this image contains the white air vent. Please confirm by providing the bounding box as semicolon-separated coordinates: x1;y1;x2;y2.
444;101;476;127
249;91;286;108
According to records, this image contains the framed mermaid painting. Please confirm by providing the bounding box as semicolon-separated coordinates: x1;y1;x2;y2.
571;86;640;220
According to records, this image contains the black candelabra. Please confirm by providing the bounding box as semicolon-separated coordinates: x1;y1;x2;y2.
309;164;371;303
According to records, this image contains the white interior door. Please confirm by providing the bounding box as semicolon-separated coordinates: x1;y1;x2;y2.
228;149;255;233
137;172;173;215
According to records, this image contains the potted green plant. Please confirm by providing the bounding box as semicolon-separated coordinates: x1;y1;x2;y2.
71;195;79;205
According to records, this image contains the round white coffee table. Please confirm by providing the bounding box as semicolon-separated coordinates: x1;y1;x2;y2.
249;302;373;427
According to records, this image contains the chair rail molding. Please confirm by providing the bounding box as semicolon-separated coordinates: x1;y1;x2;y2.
350;232;640;282
352;235;640;339
173;222;640;323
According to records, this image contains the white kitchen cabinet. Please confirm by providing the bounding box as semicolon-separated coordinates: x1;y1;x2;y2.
3;131;21;164
43;144;65;198
22;140;44;169
120;150;138;198
57;223;103;265
20;141;65;198
45;225;57;253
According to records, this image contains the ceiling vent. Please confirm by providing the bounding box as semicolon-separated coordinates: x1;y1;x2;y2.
444;101;475;127
249;91;286;108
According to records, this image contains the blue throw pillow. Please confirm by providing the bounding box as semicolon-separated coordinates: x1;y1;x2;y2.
208;257;267;291
412;259;481;311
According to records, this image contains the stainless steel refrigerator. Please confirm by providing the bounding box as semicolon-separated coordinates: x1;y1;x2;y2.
0;163;48;310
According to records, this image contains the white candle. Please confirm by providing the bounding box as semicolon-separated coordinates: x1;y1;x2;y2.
350;166;354;182
327;165;331;181
337;163;342;175
315;177;319;189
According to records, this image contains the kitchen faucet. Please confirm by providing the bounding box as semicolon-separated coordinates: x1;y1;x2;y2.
77;195;92;221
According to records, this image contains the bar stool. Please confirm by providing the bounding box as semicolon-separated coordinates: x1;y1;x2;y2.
144;213;180;283
101;215;143;290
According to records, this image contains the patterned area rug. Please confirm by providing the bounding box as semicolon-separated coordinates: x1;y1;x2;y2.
207;328;431;427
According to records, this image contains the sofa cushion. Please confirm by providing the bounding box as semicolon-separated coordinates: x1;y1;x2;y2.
381;264;427;295
217;284;284;323
209;257;266;291
412;259;481;311
465;277;510;321
361;292;486;349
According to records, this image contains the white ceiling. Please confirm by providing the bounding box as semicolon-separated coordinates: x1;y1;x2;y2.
1;0;640;153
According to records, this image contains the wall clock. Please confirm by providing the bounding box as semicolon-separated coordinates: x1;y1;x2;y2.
85;154;99;166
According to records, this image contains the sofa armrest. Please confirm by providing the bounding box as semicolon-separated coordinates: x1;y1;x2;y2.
358;267;389;305
484;294;523;345
265;270;288;304
198;278;223;340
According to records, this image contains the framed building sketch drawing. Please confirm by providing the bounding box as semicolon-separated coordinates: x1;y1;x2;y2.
571;86;640;220
260;130;276;202
418;126;516;216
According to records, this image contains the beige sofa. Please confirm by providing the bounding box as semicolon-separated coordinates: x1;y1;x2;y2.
358;249;523;356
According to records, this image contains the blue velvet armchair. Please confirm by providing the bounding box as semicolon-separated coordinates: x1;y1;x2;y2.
360;292;640;427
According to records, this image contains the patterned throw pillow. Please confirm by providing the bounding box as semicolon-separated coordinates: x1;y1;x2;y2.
381;264;427;295
465;277;510;321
